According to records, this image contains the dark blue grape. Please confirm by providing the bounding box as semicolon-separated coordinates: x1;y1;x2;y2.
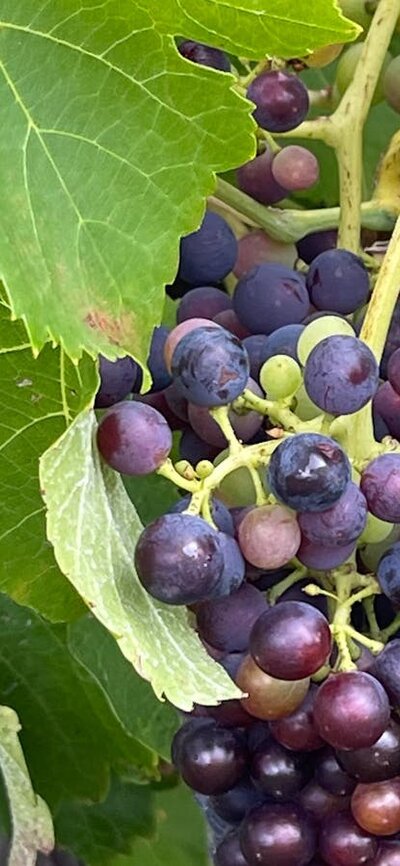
169;495;234;535
306;250;370;315
296;230;338;264
210;778;265;824
315;749;356;797
177;286;232;324
240;802;317;866
373;406;390;442
298;483;367;547
377;543;400;608
171;326;249;406
178;39;231;72
370;640;400;707
247;71;310;132
304;335;379;415
214;830;250;866
319;811;378;866
267;433;351;513
135;513;224;605
179;212;238;285
97;401;172;475
164;381;189;422
195;583;267;652
336;719;400;783
179;427;220;465
243;335;271;380
361;454;400;522
263;323;304;362
388;347;400;394
173;720;248;794
373;382;400;439
214;533;246;596
233;264;309;335
132;389;184;431
297;538;355;569
251;739;311;801
95;355;141;408
237;149;287;206
147;326;172;392
381;302;400;378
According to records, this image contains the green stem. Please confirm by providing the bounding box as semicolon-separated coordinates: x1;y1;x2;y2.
157;459;200;493
344;624;384;654
237;389;326;434
214;178;396;243
360;214;400;362
210;406;242;455
364;595;381;641
247;463;269;506
381;612;400;642
268;567;307;604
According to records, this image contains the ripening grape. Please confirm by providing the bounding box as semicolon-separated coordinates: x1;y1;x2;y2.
361;454;400;522
336;44;391;104
351;779;400;836
298;483;367;547
359;512;394;545
305;43;344;68
319;811;378;866
233;263;309;335
172;720;248;794
178;39;231;72
270;685;324;752
247;70;310;132
236;655;310;721
177;286;231;324
259;355;302;400
237;149;288;206
297;315;355;365
271;145;320;191
164;318;221;372
305;249;370;315
240;802;317;866
169;495;234;535
195;583;267;653
97;401;172;475
383;55;400;113
95;355;141;407
337;719;400;783
250;601;332;681
238;504;301;570
233;229;297;277
171;326;249;406
377;543;400;607
250;739;311;800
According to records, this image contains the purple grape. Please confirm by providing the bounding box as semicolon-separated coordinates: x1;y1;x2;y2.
369;842;400;865
298;483;367;548
134;513;224;605
313;671;390;750
214;830;250;866
247;70;310;133
173;720;248;794
179;212;238;285
164;381;189;422
243;335;272;380
270;685;324;752
147;326;172;392
132;389;184;431
179;427;220;465
251;739;311;800
95;355;141;408
316;750;356;797
210;779;265;824
300;780;350;822
169;495;234;535
178;39;231;72
297;538;356;569
165;318;221;373
297;230;338;264
360;454;400;522
177;286;232;324
381;303;400;378
370;640;400;706
373;407;390;442
171;326;249;406
388;347;400;394
213;532;246;596
262;323;304;363
267;433;351;513
319;811;378;866
188;379;263;447
195;583;267;653
377;543;400;607
214;309;251;339
233;264;309;335
237;149;287;205
233;229;297;279
304;335;379;415
373;382;400;439
336;719;400;783
305;250;370;315
97;401;172;475
250;601;332;681
240;802;317;866
272;146;320;191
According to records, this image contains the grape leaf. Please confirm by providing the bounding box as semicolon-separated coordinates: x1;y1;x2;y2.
0;595;158;806
0;304;96;622
40;410;241;711
55;776;155;866
150;0;360;59
68;615;179;762
0;1;254;371
126;784;209;866
0;706;54;866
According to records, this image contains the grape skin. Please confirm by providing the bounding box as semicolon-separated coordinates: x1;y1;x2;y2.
173;720;248;795
236;655;310;721
270;685;324;752
319;811;378;866
297;229;338;264
195;583;267;653
373;382;400;440
247;70;310;133
370;640;400;706
178;39;231;72
240;802;317;866
272;146;320;192
250;739;311;801
95;355;141;407
164;318;221;372
177;286;232;324
178;211;238;285
233;263;309;335
214;830;250;866
336;719;400;783
237;149;288;206
297;315;355;366
351;779;400;836
267;433;351;513
169;495;233;535
298;483;367;548
313;671;390;750
171;326;250;407
377;542;400;607
234;229;297;277
360;454;400;522
305;249;370;315
238;504;301;570
97;401;172;475
250;601;332;681
304;335;379;416
188;378;263;448
297;538;356;569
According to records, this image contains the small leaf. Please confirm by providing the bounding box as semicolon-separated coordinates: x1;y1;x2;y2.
0;706;54;866
40;410;241;711
149;0;360;59
127;783;209;866
69;615;179;762
0;305;96;621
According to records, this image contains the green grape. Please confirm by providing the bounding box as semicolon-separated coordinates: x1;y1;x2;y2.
336;44;391;104
359;513;394;545
383;56;400;113
297;315;355;366
259;355;302;400
360;525;400;572
214;449;267;506
338;0;373;31
294;383;321;421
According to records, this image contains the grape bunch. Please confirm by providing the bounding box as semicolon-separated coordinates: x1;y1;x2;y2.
93;32;400;866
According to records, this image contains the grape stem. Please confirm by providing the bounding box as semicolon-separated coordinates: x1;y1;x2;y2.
267;566;307;604
210;406;242;454
156;459;200;493
330;571;381;670
380;612;400;641
235;389;326;433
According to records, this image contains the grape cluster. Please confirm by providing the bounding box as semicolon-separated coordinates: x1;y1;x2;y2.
93;38;400;866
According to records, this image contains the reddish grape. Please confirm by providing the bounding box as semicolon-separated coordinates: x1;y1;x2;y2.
272;146;320;191
213;309;251;339
313;671;390;750
173;720;248;794
251;739;311;800
247;71;310;133
250;601;332;681
300;780;350;821
336;719;400;783
270;686;325;752
240;802;317;866
351;779;400;836
319;811;378;866
164;318;220;371
237;149;287;206
360;454;400;523
97;401;172;475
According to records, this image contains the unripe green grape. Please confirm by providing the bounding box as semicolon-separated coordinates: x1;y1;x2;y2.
259;355;302;400
383;56;400;113
294;383;321;421
359;513;394;545
196;460;214;479
360;525;400;572
297;315;355;366
336;44;391;104
338;0;373;31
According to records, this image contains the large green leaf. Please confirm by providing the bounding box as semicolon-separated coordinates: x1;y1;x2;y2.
151;0;360;59
69;615;179;762
0;304;96;621
56;781;208;866
40;410;241;711
0;0;254;370
0;595;157;807
0;706;54;866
